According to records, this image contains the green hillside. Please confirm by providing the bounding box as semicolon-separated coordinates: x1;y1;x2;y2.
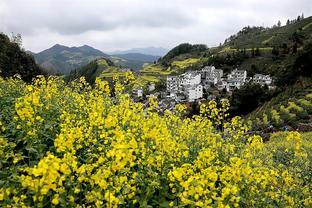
33;44;159;74
139;43;209;83
224;16;312;48
34;44;109;75
144;16;312;78
136;16;312;130
110;53;159;70
66;58;124;84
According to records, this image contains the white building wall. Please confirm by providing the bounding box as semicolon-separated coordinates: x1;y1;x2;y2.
166;77;179;92
137;89;143;97
180;73;201;86
186;85;203;102
253;74;272;86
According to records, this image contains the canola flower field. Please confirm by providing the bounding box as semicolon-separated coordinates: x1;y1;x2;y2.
0;74;311;207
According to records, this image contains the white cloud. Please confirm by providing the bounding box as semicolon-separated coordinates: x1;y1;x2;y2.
0;0;311;52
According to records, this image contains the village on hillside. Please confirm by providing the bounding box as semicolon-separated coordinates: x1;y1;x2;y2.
133;66;275;109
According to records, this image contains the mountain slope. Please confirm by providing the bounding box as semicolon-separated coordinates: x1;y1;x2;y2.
66;58;126;84
33;44;109;75
110;53;160;70
223;16;312;48
33;45;162;74
108;47;169;56
144;16;312;78
113;53;159;63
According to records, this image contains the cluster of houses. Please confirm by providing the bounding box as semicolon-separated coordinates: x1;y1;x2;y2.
166;66;274;102
132;66;274;104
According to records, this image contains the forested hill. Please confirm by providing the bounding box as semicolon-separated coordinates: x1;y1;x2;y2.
33;44;110;75
223;15;312;48
66;58;123;84
0;33;44;82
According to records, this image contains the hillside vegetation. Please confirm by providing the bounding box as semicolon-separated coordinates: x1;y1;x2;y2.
224;16;312;48
66;58;126;84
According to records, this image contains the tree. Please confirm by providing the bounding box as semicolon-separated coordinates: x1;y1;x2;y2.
230;83;272;116
282;43;289;54
286;19;290;25
292;43;298;54
250;64;258;76
297;15;301;22
277;20;281;27
10;33;22;47
251;48;255;57
272;46;279;58
293;42;312;77
255;47;260;56
159;43;208;66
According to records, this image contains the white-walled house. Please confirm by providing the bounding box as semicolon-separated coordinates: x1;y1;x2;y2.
166;76;179;93
227;69;247;81
166;71;203;102
216;80;229;92
227;69;247;90
253;74;272;86
227;79;244;90
214;69;224;79
201;66;216;78
137;88;143;97
180;72;201;86
201;66;223;85
166;71;201;93
132;87;143;98
184;84;203;102
164;67;275;102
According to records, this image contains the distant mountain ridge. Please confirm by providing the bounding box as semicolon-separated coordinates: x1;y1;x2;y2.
113;53;160;62
33;44;109;75
109;47;169;56
32;44;162;74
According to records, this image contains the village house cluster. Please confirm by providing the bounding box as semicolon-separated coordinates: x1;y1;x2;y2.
166;66;274;102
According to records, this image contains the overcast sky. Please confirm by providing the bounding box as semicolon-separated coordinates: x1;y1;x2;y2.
0;0;311;52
